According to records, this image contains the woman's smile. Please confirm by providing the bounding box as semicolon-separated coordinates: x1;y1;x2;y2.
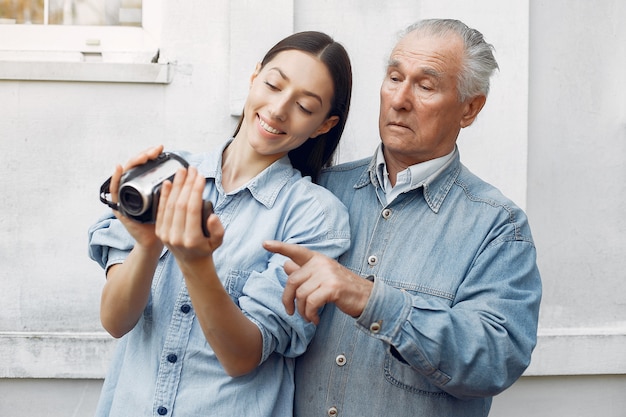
257;114;285;135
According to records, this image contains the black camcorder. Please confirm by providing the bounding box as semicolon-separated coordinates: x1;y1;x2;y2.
99;152;213;237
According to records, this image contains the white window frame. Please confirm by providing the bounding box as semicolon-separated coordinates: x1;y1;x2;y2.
0;0;172;83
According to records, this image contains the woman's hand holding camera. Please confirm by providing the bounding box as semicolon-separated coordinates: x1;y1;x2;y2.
109;145;224;277
156;166;224;265
108;145;165;252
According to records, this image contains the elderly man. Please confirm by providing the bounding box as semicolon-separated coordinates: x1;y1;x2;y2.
265;18;541;417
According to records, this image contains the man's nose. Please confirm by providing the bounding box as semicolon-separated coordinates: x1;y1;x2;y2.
389;82;413;111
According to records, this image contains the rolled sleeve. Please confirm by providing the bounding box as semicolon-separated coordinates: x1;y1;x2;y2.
87;213;135;271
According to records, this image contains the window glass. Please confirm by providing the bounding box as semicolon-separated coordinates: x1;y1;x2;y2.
0;0;141;26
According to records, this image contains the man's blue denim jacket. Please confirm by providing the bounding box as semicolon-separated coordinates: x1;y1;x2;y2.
294;149;542;417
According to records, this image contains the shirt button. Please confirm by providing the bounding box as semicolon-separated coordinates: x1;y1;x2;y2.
157;406;168;415
167;354;178;363
369;321;382;333
367;255;378;266
180;304;191;314
382;208;392;219
328;406;338;416
335;354;347;366
365;274;375;282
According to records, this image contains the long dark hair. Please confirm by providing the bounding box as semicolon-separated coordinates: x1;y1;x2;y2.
233;31;352;183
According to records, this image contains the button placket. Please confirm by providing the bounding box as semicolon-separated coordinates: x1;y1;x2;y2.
154;292;193;415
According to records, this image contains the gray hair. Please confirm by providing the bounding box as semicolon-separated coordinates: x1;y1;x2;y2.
399;19;499;101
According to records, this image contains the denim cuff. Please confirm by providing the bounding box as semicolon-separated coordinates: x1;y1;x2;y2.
356;277;411;342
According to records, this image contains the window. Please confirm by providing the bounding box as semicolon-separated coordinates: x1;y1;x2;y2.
0;0;141;26
0;0;171;83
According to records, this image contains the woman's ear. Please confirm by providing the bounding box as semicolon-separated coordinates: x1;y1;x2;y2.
310;116;340;138
249;62;263;87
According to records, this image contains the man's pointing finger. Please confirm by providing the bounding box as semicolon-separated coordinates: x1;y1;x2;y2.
263;240;315;267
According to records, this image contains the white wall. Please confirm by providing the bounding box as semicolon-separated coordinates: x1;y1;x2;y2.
525;0;626;378
529;0;626;329
0;0;624;416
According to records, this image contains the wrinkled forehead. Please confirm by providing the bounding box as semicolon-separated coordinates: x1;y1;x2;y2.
389;31;464;74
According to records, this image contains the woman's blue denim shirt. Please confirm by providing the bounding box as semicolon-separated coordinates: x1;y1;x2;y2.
88;140;350;417
294;149;542;417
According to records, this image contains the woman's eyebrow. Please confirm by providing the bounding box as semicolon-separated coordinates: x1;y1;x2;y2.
268;67;323;106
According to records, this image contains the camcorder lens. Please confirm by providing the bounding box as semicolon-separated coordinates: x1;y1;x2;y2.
119;187;147;216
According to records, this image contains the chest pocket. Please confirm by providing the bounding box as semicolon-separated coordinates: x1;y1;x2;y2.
379;277;455;395
384;347;452;397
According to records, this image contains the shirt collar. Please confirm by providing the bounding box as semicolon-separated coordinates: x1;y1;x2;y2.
364;144;460;212
375;144;456;194
195;139;296;209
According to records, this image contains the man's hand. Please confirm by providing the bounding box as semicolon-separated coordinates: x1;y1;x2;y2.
263;240;373;325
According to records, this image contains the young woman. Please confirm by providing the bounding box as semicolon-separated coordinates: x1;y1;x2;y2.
88;31;352;417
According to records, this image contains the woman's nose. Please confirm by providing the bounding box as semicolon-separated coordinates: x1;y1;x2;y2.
269;96;289;121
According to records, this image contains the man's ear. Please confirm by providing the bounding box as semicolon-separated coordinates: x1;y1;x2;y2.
310;116;340;138
460;95;487;128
